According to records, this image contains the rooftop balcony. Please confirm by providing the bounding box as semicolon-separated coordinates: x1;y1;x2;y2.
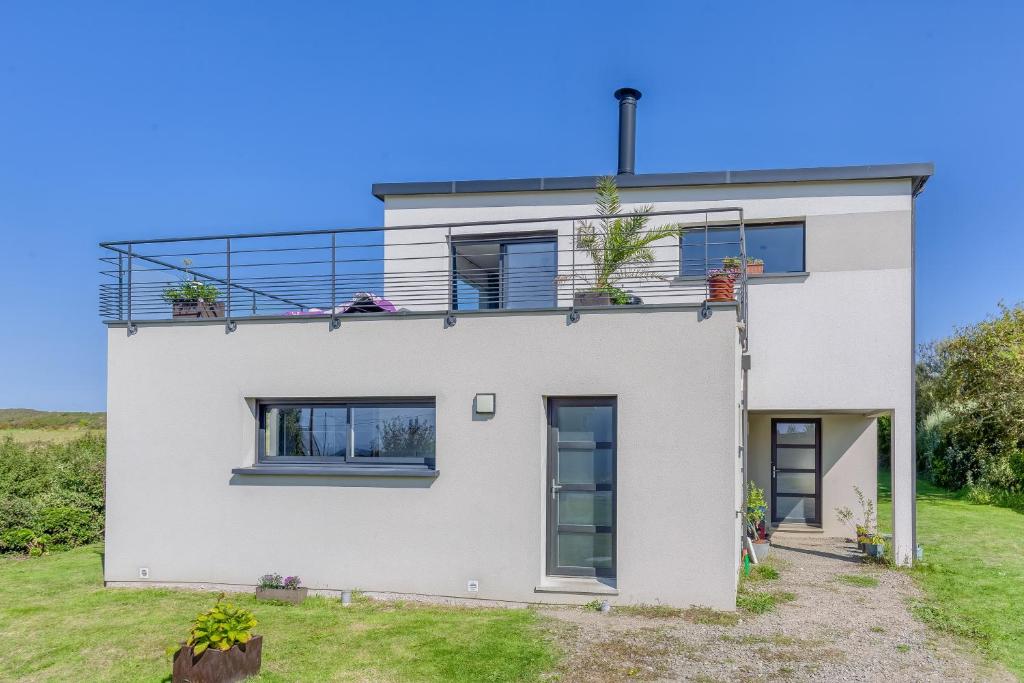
99;207;751;333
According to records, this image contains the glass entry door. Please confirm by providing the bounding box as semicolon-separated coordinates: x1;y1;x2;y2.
771;418;822;525
546;398;616;578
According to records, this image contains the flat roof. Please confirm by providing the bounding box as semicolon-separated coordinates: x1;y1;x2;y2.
372;162;933;200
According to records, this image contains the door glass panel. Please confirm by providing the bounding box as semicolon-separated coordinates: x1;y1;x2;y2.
776;472;816;495
557;405;613;442
503;241;556;309
776;496;816;521
775;422;816;445
557;446;613;484
558;491;612;527
776;447;815;470
557;532;612;569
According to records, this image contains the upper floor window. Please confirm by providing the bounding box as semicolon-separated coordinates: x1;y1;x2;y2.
680;223;805;276
452;234;557;310
259;400;436;468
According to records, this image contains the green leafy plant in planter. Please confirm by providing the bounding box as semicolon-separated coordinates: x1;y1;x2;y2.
722;256;764;275
170;595;262;682
745;481;771;561
162;279;220;304
566;176;684;306
162;258;223;319
866;534;886;559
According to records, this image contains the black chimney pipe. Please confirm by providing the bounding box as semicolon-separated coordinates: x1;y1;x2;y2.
614;87;642;175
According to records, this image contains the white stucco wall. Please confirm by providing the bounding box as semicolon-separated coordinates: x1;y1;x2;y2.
105;307;741;608
381;178;916;562
748;414;879;537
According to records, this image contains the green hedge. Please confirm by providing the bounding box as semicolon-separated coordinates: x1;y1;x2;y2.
0;435;105;555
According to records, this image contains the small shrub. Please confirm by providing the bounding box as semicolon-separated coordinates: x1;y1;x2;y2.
581;599;603;612
736;592;776;614
749;564;780;581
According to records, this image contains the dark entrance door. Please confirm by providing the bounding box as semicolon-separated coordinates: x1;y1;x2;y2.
547;398;616;578
771;418;822;525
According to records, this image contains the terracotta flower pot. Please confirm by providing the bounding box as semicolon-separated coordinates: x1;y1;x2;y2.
172;300;225;319
255;587;308;604
706;273;736;302
172;635;262;683
746;262;764;275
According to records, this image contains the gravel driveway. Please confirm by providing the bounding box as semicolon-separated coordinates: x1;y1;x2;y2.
543;533;1010;682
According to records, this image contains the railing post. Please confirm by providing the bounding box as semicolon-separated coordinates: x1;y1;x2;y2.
330;232;340;330
117;252;124;320
126;243;137;336
699;213;712;320
569;219;580;323
739;212;748;347
445;225;456;328
225;238;237;333
252;291;257;315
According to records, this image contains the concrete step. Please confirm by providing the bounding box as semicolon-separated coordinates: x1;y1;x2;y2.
771;523;824;534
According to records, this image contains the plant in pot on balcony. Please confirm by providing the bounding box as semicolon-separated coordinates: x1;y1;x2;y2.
722;256;765;275
706;269;736;302
566;176;683;307
255;572;308;604
745;482;771;561
163;262;223;319
170;595;261;683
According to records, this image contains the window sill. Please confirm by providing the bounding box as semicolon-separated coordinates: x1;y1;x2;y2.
534;577;618;596
231;465;439;478
672;271;809;284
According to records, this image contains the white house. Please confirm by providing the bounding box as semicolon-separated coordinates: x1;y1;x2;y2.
101;88;927;609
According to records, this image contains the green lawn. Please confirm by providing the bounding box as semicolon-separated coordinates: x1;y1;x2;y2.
878;471;1024;678
0;546;557;682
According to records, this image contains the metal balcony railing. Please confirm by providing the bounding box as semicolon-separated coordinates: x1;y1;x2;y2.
99;207;749;334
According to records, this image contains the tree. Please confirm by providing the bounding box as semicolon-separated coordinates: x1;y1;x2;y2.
571;176;684;303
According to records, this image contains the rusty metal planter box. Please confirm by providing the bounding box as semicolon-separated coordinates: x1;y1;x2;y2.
255;587;308;604
172;635;262;683
171;300;225;319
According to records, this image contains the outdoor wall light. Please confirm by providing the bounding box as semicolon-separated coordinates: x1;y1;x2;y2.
475;393;496;414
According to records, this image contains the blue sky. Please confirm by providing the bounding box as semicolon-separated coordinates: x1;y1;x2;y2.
1;2;1021;411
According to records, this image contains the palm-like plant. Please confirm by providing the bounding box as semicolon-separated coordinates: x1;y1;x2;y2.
572;176;682;303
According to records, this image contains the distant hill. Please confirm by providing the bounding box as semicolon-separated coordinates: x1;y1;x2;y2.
0;408;106;430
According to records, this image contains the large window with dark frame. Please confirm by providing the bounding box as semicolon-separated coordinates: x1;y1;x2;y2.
451;233;558;310
679;222;805;276
258;400;436;468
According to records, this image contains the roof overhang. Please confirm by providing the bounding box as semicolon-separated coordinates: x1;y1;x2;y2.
372;162;934;201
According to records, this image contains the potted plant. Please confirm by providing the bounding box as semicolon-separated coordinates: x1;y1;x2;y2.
255;573;308;604
745;482;771;561
866;534;886;559
171;595;261;683
721;256;764;276
163;279;223;319
567;176;683;307
706;269;736;302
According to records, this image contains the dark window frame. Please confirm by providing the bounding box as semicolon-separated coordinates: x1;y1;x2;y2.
546;396;617;579
679;221;806;276
770;417;822;525
257;398;436;469
451;231;558;311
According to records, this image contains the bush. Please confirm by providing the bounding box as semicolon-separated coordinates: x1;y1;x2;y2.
0;434;105;554
917;303;1024;493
